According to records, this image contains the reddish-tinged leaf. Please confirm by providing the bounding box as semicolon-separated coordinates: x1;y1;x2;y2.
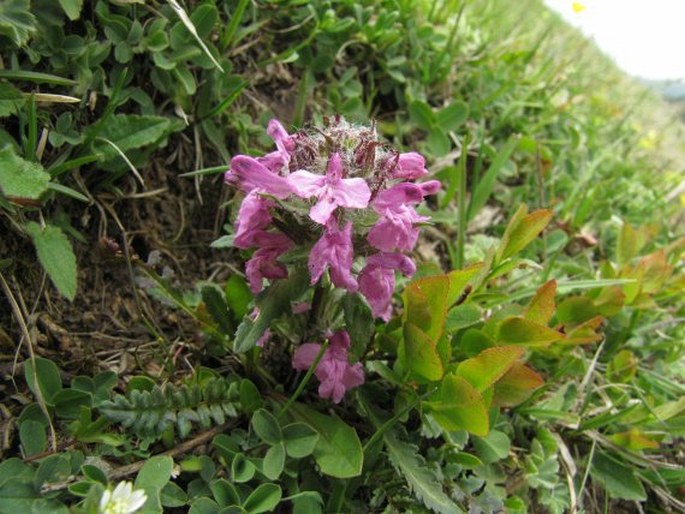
425;374;489;435
556;296;596;325
606;349;637;382
400;323;443;382
608;428;660;451
403;275;450;342
496;205;553;262
446;263;483;305
563;315;604;345
525;280;556;325
456;346;524;392
594;286;625;317
493;362;544;407
496;317;565;347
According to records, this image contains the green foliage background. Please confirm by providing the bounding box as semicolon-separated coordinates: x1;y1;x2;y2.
0;0;683;513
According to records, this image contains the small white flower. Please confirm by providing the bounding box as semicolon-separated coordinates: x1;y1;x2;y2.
99;481;147;514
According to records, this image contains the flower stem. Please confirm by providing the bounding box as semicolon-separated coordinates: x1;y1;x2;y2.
278;340;329;419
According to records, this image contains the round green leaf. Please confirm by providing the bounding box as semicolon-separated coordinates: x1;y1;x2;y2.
251;409;282;445
282;423;319;458
242;483;282;514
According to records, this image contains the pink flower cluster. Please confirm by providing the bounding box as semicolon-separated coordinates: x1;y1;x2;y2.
224;117;439;402
225;117;439;321
292;330;364;404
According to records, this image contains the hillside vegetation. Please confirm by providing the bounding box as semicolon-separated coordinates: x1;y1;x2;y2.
0;0;683;512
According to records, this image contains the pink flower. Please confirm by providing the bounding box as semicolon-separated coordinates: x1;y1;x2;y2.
267;119;295;155
292;331;364;403
359;253;416;320
367;181;441;252
233;191;273;249
225;155;294;199
288;152;371;224
308;220;357;292
245;232;293;293
392;152;428;179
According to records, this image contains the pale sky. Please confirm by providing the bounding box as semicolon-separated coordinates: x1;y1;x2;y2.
544;0;685;80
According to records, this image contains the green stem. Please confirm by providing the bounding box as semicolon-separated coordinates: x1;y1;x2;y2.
361;389;436;454
456;134;469;269
278;340;329;419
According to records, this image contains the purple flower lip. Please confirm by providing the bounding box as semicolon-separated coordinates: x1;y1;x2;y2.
288;152;371;225
226;155;294;199
308;219;358;292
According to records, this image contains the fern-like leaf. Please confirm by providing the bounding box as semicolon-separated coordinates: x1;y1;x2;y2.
384;428;464;514
99;377;240;438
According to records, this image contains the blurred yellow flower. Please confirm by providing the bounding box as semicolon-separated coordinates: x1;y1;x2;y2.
572;2;586;13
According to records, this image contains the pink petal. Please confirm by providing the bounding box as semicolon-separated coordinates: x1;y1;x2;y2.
359;263;395;320
267;119;295;154
394;152;428;179
326;152;343;182
308;221;358;291
367;252;416;276
367;216;419;252
233;191;272;249
309;192;339;225
258;151;288;174
332;177;371;209
229;155;294;199
288;170;325;197
373;183;424;212
418;180;441;196
292;343;322;370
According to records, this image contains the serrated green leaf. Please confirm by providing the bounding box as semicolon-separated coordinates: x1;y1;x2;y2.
0;146;50;200
0;82;24;117
25;223;77;300
384;429;464;514
89;114;173;160
0;0;36;46
472;429;510;464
